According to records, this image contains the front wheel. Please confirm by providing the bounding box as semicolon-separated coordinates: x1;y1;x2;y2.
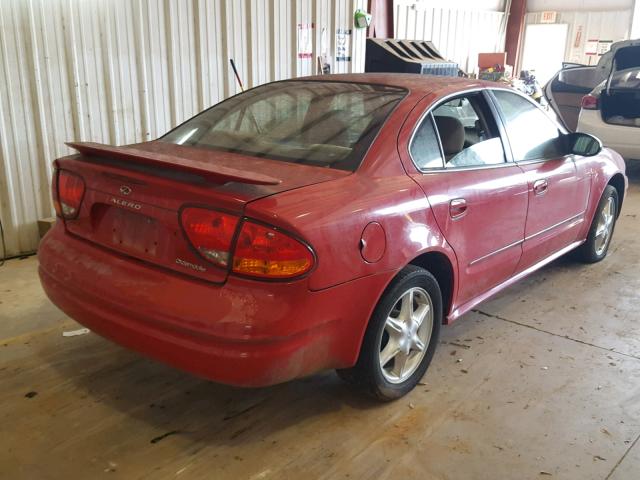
337;265;442;401
576;185;618;263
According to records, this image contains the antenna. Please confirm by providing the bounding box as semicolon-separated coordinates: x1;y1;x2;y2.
228;58;261;132
229;58;245;92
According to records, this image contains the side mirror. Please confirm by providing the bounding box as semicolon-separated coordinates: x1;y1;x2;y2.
567;132;602;157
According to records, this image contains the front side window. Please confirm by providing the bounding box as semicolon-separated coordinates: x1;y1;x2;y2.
492;90;563;161
431;95;506;168
162;81;406;171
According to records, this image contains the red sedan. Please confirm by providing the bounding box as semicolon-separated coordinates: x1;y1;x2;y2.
39;74;627;400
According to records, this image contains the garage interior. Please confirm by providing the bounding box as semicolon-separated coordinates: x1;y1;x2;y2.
2;0;640;478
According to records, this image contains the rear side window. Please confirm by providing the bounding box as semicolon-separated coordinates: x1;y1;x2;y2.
410;114;444;169
162;81;406;171
556;67;599;90
610;68;640;89
492;90;563;161
432;94;506;168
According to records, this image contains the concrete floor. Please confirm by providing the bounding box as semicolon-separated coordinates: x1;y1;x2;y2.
2;163;639;480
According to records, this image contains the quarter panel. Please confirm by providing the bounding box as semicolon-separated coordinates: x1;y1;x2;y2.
245;173;456;292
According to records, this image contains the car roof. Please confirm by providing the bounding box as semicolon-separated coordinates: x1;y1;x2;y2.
298;73;499;96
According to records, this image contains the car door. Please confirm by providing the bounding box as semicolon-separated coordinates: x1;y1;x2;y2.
400;91;529;307
490;89;591;272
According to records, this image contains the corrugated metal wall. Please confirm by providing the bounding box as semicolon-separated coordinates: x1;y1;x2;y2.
0;0;367;257
525;10;632;66
393;0;507;74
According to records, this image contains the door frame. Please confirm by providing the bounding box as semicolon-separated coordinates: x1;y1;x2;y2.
485;86;570;154
403;88;517;173
485;87;589;272
397;87;530;307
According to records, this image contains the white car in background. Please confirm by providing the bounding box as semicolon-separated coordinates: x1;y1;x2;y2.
544;40;640;160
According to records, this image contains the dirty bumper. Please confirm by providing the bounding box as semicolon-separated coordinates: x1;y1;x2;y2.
38;223;395;386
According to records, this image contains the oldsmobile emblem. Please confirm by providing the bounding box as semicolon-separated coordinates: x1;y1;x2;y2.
119;185;132;195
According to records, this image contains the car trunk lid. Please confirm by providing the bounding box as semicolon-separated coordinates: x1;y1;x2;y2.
57;141;348;283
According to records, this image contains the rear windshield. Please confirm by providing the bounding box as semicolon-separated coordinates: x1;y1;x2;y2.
162;81;406;171
613;46;640;72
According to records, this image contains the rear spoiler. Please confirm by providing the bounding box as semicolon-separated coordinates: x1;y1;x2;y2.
65;142;281;186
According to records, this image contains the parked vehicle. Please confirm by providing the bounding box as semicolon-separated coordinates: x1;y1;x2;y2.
39;74;627;400
545;40;640;159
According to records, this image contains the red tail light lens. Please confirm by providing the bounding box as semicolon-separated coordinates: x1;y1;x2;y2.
180;207;315;279
232;221;314;279
181;207;239;268
54;170;85;219
581;94;599;110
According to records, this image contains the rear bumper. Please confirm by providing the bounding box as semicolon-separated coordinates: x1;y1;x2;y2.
39;223;395;386
578;110;640;160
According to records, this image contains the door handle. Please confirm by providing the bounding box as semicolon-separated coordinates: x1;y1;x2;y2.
449;198;468;219
533;179;549;196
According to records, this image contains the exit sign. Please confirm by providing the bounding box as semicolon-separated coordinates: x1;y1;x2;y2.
540;11;557;23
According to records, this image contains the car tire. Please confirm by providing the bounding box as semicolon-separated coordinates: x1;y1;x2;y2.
336;265;442;401
576;185;618;263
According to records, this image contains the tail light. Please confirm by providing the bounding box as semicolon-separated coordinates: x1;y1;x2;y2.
180;207;315;279
180;207;239;268
232;221;314;279
581;94;599;110
54;170;85;219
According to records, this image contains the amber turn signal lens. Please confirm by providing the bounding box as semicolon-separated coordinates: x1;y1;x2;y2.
232;221;314;279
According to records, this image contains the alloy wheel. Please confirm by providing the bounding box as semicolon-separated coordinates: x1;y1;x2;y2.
594;196;615;256
378;287;433;384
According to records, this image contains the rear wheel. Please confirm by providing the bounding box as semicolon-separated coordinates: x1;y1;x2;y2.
337;265;442;401
576;185;618;263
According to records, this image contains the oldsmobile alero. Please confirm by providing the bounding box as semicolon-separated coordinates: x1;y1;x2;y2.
39;74;627;400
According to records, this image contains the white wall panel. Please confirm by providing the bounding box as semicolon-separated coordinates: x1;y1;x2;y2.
394;1;507;74
525;10;632;66
0;0;367;257
633;0;640;38
398;0;506;10
528;0;633;12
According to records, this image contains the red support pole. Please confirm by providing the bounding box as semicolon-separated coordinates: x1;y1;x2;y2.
368;0;394;38
505;0;527;71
